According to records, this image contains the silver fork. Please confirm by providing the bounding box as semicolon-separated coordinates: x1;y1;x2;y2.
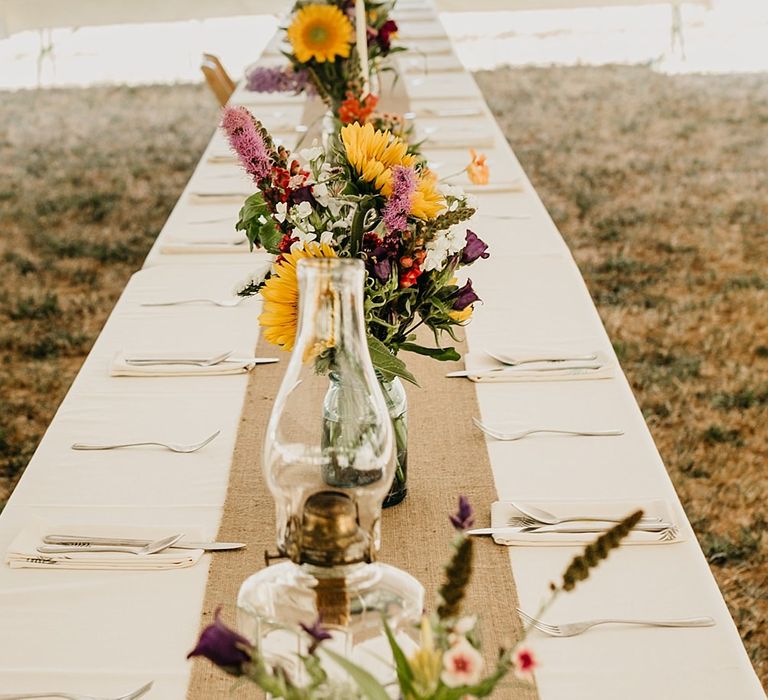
516;609;714;637
140;298;244;308
0;680;153;700
508;501;660;527
473;418;623;441
124;350;234;366
71;430;221;453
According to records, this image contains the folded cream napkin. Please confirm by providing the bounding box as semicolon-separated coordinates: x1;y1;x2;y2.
398;55;462;73
158;238;252;255
457;181;526;194
487;499;681;547
457;351;614;383
110;351;262;377
419;130;496;149
188;191;251;205
6;524;204;570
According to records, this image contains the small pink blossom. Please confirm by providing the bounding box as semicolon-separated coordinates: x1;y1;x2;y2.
513;645;538;682
441;638;484;688
220;106;272;183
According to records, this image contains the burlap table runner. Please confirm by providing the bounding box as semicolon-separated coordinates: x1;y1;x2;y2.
187;334;538;699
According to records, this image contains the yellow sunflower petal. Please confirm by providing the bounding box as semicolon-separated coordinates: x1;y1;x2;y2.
287;4;354;64
258;242;338;352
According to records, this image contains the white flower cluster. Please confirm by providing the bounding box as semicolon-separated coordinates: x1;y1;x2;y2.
423;226;465;272
233;268;268;296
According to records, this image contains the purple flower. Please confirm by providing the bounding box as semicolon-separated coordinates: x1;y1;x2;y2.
449;495;475;530
452;279;479;311
246;66;313;95
291;184;316;207
300;618;333;654
220;106;273;183
187;608;252;676
363;232;398;282
383;166;417;234
377;20;398;53
460;229;489;264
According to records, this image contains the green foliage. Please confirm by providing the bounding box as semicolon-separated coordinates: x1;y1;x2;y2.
236;192;282;253
367;335;418;386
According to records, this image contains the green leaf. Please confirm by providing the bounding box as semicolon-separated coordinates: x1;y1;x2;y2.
400;342;461;362
367;336;419;386
235;192;282;253
321;648;391;700
383;619;415;695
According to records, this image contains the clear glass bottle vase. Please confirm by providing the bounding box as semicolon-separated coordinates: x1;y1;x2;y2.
263;257;395;563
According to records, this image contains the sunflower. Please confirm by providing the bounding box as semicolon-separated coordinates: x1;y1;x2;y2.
287;4;354;64
410;170;444;220
259;242;337;351
341;123;445;218
341;122;417;192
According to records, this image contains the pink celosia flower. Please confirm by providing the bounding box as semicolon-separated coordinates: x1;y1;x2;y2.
441;638;484;688
513;645;538;681
220;106;272;183
383;165;416;233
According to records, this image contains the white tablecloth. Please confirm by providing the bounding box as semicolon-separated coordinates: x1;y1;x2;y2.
0;2;763;698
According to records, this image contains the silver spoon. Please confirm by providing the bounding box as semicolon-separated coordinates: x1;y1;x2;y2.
71;430;221;453
38;534;183;556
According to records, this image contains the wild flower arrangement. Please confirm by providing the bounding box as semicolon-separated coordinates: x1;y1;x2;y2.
247;0;403;124
222;104;485;385
188;497;644;698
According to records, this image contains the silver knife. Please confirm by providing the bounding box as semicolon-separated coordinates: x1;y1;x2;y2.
43;535;246;551
467;521;673;536
125;357;279;366
446;363;603;378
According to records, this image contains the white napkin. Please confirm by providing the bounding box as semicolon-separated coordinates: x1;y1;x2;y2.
488;499;682;546
110;351;261;377
6;524;204;570
158;238;252;255
459;350;614;383
398;55;462;74
453;180;526;194
419;129;495;149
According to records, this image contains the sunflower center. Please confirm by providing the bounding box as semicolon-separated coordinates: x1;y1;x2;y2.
307;23;330;46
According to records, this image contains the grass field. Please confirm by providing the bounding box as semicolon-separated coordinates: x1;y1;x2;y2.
0;67;765;685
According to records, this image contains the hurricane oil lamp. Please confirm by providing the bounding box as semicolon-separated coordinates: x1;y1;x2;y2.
237;258;424;678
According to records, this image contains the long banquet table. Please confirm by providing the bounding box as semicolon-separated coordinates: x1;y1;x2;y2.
0;1;764;698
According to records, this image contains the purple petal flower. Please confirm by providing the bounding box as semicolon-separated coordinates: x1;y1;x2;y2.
220;106;273;184
246;65;314;95
449;495;475;530
383;166;417;234
300;618;333;654
187;608;252;676
460;229;490;264
452;279;479;311
291;184;317;206
373;256;392;281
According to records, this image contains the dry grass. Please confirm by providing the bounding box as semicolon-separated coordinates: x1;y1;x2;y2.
0;84;218;502
0;66;765;685
475;64;767;685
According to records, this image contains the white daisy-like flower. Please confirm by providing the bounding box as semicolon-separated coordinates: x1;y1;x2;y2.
441;638;484;688
299;143;324;163
319;230;335;244
312;182;330;206
294;200;314;220
275;201;287;223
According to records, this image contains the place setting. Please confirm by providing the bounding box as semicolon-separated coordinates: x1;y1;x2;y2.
467;499;684;545
448;345;614;382
6;523;244;570
109;349;278;377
